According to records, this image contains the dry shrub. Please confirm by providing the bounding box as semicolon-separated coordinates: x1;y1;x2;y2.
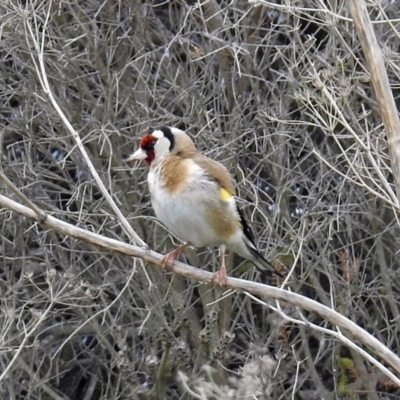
1;0;400;399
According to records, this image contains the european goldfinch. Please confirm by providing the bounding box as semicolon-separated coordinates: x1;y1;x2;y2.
127;127;283;284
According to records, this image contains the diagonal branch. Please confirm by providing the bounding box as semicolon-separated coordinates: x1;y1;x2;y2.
22;3;146;248
348;0;400;205
1;192;400;384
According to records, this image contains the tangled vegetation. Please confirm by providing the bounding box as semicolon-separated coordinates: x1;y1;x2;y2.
1;0;400;399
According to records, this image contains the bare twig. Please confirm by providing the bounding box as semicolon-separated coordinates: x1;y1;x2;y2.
248;0;400;24
348;0;400;204
1;192;400;383
0;301;54;382
18;358;68;400
247;292;400;387
0;171;47;222
22;3;146;248
2;0;400;396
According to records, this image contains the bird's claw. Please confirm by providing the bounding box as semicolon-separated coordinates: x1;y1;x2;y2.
212;269;228;286
160;243;189;271
160;252;176;271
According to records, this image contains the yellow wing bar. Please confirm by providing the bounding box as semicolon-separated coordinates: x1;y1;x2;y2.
220;187;233;201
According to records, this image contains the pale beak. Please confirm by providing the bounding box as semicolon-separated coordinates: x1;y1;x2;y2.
126;148;147;162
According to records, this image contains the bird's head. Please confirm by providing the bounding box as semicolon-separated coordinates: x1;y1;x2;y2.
126;127;196;166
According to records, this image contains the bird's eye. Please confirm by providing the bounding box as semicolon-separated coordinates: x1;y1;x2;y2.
143;140;157;151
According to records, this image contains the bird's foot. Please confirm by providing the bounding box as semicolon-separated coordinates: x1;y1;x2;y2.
160;251;177;271
160;243;188;271
212;247;228;286
212;268;228;287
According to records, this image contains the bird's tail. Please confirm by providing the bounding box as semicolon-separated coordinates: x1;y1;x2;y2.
244;238;284;278
235;206;284;278
249;248;284;278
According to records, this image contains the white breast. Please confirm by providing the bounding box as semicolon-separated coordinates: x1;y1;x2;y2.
148;161;222;247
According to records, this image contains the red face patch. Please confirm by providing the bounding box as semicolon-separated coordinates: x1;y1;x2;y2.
139;133;157;165
140;133;156;149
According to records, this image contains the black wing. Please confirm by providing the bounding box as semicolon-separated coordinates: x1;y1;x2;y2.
236;205;258;250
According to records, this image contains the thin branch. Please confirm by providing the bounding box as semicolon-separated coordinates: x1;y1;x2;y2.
348;0;400;204
248;0;400;24
22;3;146;248
0;171;47;222
18;358;69;400
247;292;400;388
1;192;400;383
0;301;54;383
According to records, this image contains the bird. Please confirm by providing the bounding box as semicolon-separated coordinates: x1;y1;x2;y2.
126;127;284;285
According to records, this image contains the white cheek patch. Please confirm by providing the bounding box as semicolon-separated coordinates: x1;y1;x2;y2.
151;130;165;139
154;137;171;157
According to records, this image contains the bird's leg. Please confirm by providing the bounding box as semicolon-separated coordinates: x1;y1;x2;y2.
212;245;228;286
161;243;189;270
